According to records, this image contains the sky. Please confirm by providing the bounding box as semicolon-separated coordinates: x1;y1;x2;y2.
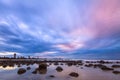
0;0;120;59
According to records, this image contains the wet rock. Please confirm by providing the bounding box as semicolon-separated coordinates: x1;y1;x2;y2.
78;63;83;66
69;72;79;77
54;62;59;65
56;66;63;72
60;63;63;65
32;70;37;74
27;67;31;70
100;66;113;71
17;64;21;67
3;64;7;68
17;68;26;75
80;67;83;69
85;64;93;67
49;75;55;78
112;65;120;68
36;63;48;74
67;62;73;66
113;71;120;74
39;63;47;69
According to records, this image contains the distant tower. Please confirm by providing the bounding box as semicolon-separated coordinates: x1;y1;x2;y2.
14;53;16;59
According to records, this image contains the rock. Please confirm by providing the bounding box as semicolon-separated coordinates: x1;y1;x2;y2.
17;68;26;75
80;67;83;69
27;67;31;70
78;63;83;66
113;71;120;74
49;75;55;78
85;64;93;67
54;62;59;65
32;70;37;74
67;62;73;66
69;72;79;77
17;64;21;67
60;63;63;65
112;65;120;68
39;63;47;69
36;63;48;74
100;66;113;71
56;66;63;72
3;64;7;68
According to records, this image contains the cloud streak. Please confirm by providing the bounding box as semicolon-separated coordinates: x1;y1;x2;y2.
0;0;120;59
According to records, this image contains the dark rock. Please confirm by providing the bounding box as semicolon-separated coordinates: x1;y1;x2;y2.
56;66;63;72
67;62;73;66
32;70;37;74
85;64;93;67
113;71;120;74
54;62;59;65
112;65;120;68
80;67;83;69
17;68;26;75
27;67;31;70
35;63;48;74
100;66;113;71
39;63;47;69
49;75;55;78
69;72;79;77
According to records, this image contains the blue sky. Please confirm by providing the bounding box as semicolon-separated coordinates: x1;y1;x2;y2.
0;0;120;59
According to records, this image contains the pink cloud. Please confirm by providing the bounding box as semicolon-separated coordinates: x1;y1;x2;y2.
89;0;120;38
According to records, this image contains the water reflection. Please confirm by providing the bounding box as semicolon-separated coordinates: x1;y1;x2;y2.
0;60;120;80
0;66;17;70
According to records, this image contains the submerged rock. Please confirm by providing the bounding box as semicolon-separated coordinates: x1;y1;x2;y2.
56;66;63;72
69;72;79;77
17;68;26;75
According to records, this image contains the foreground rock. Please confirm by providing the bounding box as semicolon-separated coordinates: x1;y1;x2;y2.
32;63;47;74
39;63;47;69
113;71;120;74
112;65;120;68
17;68;26;75
56;66;63;72
69;72;79;77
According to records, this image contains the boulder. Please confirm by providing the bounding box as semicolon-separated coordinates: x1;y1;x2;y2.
56;66;63;72
69;72;79;77
113;71;120;74
17;68;26;75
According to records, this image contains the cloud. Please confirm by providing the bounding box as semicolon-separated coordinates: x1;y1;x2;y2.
0;0;120;59
0;52;21;56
